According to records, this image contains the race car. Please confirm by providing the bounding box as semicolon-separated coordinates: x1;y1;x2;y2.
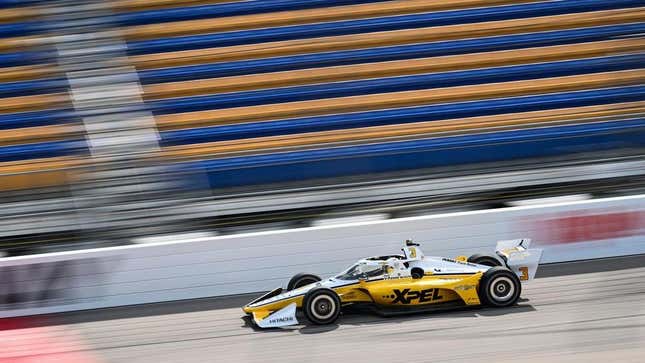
243;238;542;328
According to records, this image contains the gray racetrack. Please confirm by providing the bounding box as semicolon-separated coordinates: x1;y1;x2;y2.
7;256;645;363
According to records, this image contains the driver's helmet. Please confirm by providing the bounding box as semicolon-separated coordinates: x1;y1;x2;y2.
385;258;400;275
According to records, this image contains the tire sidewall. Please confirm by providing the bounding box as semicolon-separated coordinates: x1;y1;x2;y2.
468;253;502;267
479;267;521;307
303;288;341;325
287;273;322;291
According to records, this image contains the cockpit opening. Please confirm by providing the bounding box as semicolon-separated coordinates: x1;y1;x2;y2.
365;255;404;261
336;263;386;280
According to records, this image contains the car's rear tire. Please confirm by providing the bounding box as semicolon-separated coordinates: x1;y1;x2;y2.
302;288;341;325
468;253;502;267
478;267;521;307
287;273;321;291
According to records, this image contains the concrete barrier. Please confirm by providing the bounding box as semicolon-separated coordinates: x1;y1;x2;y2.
1;194;643;318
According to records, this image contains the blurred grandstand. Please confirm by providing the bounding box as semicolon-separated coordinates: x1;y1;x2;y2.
0;0;643;256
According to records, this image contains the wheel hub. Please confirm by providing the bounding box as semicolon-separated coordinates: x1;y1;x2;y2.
489;276;515;301
310;295;336;320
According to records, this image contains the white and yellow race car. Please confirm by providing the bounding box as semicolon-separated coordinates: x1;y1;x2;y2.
243;239;542;328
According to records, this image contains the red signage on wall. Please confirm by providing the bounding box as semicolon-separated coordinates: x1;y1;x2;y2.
532;211;644;244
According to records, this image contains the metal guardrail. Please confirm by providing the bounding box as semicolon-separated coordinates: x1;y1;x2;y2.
2;193;644;317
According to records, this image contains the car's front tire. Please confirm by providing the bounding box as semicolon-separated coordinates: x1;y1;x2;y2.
302;288;341;325
478;267;521;307
287;273;322;291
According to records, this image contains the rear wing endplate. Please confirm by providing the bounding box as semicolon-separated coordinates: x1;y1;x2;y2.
495;238;543;281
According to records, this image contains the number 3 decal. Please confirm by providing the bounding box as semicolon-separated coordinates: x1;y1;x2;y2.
519;267;529;281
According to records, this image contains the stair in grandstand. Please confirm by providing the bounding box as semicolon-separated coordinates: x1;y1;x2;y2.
40;0;191;242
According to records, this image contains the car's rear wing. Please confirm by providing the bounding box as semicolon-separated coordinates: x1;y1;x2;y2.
495;238;543;281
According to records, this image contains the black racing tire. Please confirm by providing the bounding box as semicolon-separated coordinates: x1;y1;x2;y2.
468;253;503;267
302;288;341;325
287;273;322;291
478;266;522;307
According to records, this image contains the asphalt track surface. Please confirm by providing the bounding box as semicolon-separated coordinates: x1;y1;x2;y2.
2;255;645;363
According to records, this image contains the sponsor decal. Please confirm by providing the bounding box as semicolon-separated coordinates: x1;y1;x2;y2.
0;257;116;310
530;210;644;244
454;285;475;291
388;288;443;304
268;316;294;324
442;258;478;267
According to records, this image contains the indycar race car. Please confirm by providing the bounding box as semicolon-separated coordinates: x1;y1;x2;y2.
243;238;542;328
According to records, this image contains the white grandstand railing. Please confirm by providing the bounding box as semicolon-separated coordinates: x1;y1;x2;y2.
1;157;643;239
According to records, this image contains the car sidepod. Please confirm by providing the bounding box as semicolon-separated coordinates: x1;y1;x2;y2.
363;273;484;307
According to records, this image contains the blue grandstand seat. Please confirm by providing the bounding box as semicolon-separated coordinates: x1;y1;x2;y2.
0;0;642;192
